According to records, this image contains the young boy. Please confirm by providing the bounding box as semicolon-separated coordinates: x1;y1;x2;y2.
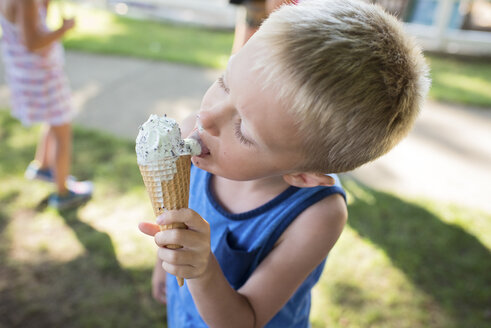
139;0;430;327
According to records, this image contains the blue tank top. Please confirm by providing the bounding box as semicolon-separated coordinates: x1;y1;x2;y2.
166;166;346;327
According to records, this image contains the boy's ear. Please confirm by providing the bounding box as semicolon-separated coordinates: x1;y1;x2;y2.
283;172;335;188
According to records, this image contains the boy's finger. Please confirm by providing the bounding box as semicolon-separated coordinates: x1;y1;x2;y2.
157;209;208;233
138;222;161;236
155;229;204;250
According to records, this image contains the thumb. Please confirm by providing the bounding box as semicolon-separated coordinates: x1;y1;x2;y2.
138;221;161;237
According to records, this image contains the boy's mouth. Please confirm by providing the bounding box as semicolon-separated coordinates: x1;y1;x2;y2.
188;129;210;158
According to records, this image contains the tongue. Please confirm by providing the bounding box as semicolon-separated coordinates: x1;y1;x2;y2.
199;143;210;157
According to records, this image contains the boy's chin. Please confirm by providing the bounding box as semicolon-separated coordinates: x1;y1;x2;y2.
191;159;243;180
191;156;213;173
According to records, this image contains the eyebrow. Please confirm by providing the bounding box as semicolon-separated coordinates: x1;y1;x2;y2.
220;55;235;93
218;75;230;94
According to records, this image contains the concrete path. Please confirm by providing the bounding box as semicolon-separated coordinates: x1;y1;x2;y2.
0;51;490;213
350;100;491;213
88;0;237;29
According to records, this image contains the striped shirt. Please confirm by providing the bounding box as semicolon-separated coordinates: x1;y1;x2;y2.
0;7;73;126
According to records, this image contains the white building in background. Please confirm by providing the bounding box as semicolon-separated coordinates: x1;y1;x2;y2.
401;0;491;56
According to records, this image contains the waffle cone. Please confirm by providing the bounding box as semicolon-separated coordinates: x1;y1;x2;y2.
139;155;192;287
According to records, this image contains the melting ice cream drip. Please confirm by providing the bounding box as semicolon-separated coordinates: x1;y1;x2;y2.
196;114;204;133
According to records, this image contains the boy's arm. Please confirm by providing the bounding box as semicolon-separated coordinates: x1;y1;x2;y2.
187;194;347;327
152;256;167;304
17;0;74;52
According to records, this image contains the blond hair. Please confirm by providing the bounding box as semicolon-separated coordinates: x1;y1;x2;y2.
253;0;430;173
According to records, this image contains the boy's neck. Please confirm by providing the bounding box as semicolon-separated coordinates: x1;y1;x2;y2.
210;175;292;214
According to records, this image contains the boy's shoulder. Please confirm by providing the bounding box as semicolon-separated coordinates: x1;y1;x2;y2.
277;191;347;249
294;191;347;232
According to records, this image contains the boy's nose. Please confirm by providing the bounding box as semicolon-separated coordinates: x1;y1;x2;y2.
199;104;231;137
198;110;220;137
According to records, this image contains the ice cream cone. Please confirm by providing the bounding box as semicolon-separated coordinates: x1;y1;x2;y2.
136;114;200;287
139;155;192;287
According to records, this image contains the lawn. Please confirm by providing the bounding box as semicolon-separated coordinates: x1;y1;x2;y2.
426;54;491;108
1;110;490;327
45;1;491;108
48;1;233;69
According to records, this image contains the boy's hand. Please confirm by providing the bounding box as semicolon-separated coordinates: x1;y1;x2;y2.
139;209;211;281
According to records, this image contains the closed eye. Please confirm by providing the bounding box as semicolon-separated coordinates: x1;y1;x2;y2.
234;120;254;146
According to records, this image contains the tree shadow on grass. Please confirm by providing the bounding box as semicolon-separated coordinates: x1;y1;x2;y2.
0;207;164;328
0;111;165;327
343;178;491;327
2;110;153;324
59;208;123;275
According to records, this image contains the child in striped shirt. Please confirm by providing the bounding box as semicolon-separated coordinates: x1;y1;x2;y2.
0;0;91;209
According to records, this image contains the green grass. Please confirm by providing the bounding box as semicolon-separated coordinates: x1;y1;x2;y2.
426;54;491;108
48;1;233;68
311;180;491;328
1;109;490;327
0;110;163;327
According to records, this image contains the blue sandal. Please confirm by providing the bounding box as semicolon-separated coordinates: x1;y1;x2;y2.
25;161;54;182
25;161;75;183
48;187;92;210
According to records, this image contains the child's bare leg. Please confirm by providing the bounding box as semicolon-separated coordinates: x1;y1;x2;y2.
50;123;72;195
35;124;54;169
